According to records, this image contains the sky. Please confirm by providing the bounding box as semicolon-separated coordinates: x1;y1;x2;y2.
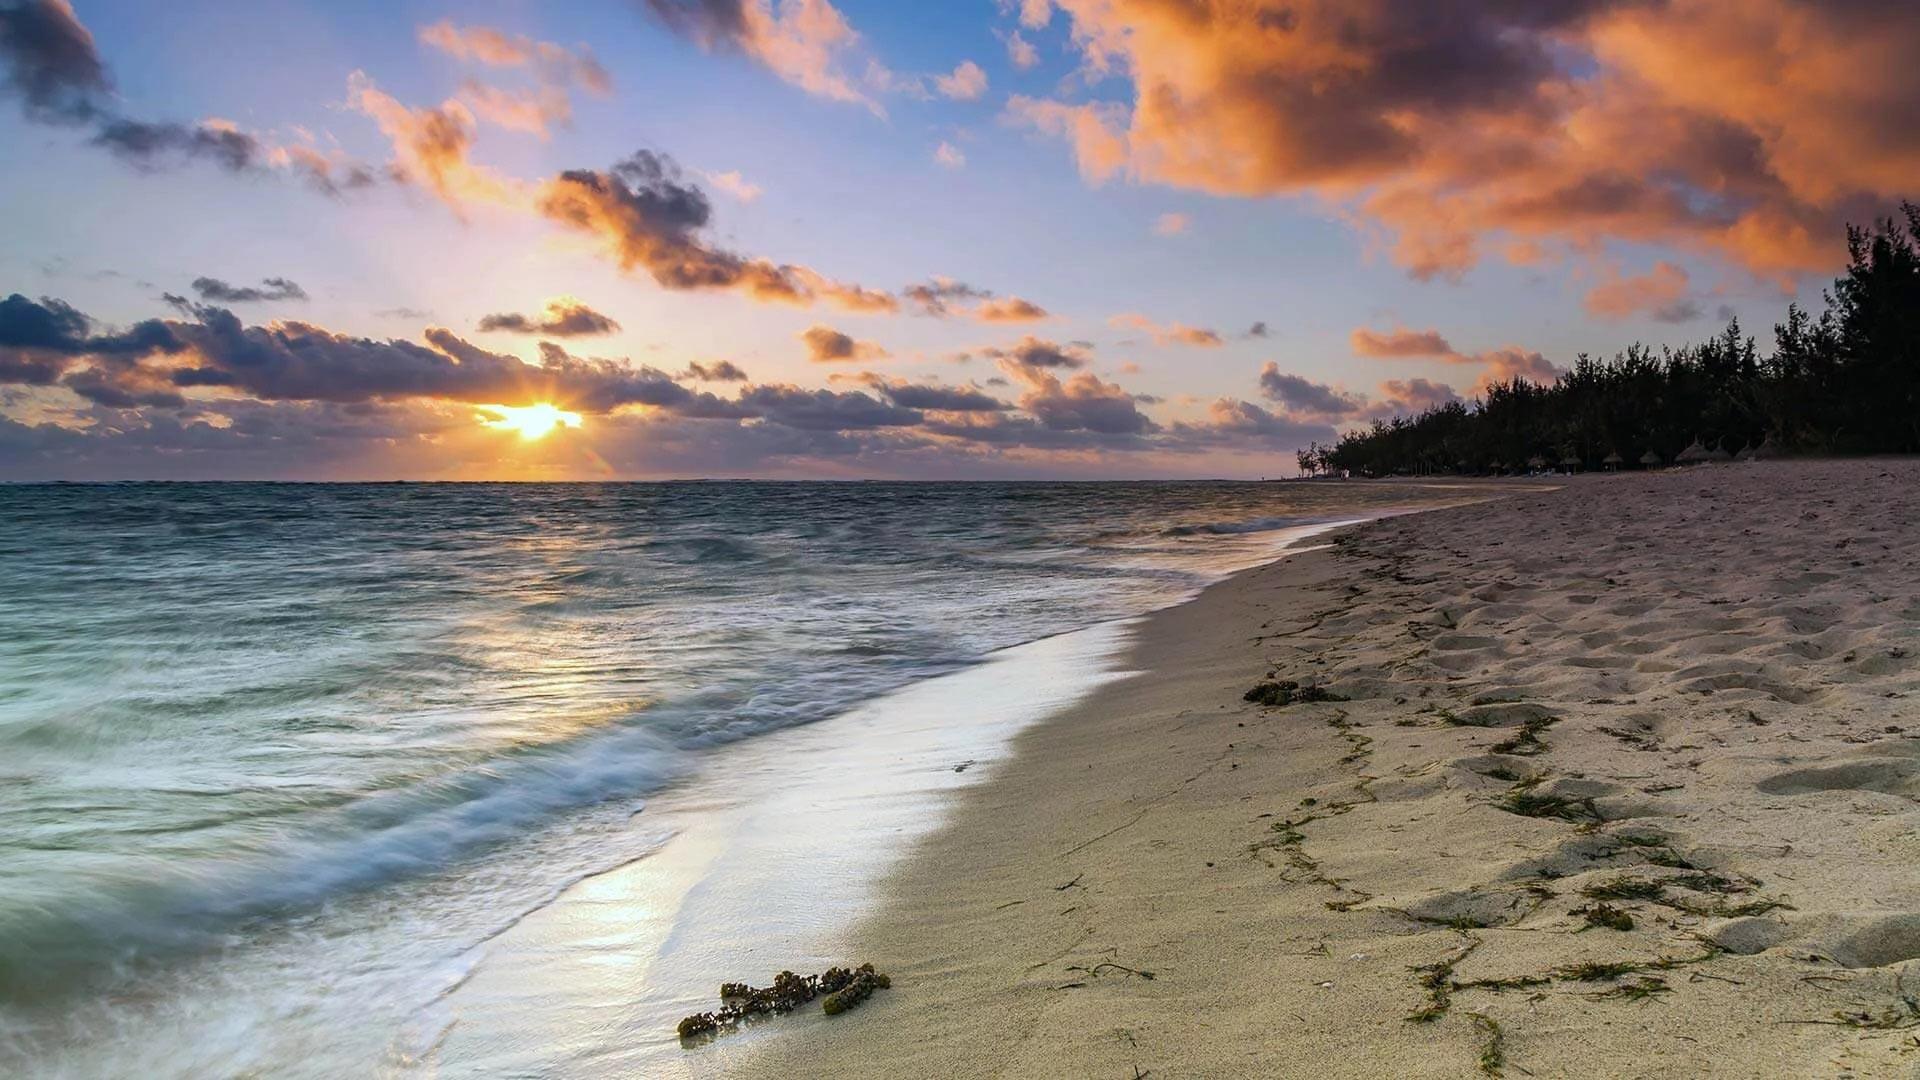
0;0;1913;480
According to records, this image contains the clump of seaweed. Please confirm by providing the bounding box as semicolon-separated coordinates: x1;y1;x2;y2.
677;963;891;1040
1499;790;1599;823
1490;714;1558;756
1407;938;1481;1022
1576;903;1636;931
1470;1012;1506;1076
1583;878;1665;903
1244;680;1349;707
1589;976;1672;1002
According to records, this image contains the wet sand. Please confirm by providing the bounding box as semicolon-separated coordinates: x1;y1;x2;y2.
736;460;1920;1078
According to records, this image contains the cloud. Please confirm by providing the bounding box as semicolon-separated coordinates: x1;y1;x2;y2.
736;383;919;429
934;140;965;169
982;334;1090;373
902;279;1047;322
1470;346;1560;392
974;297;1047;323
1584;260;1702;322
844;373;1010;412
91;117;263;174
419;21;612;139
1350;326;1455;358
1153;212;1189;236
477;297;622;336
1015;0;1051;29
1376;377;1461;414
417;20;613;95
1003;30;1038;70
1256;363;1365;420
1109;313;1222;347
0;3;376;191
1006;0;1920;281
537;149;869;306
191;277;308;304
1011;367;1157;435
704;168;762;201
639;0;876;111
933;60;987;100
2;294;1371;476
347;71;521;211
1171;398;1336;449
1349;323;1557;393
801;324;888;362
0;0;107;124
682;359;750;381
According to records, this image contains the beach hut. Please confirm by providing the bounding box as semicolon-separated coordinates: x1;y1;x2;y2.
1674;438;1711;465
1638;450;1663;469
1751;434;1784;460
1526;454;1547;473
1704;440;1734;463
1602;450;1624;472
1559;454;1581;474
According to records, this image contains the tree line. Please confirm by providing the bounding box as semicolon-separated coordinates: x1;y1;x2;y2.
1298;205;1920;477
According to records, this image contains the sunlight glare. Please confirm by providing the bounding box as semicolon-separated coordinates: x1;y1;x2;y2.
478;403;583;441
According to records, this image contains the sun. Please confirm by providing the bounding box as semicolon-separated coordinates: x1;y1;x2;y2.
478;402;583;440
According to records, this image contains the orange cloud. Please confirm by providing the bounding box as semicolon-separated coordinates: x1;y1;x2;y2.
1110;313;1222;347
346;71;523;212
1012;0;1920;280
1584;260;1701;322
1350;326;1454;358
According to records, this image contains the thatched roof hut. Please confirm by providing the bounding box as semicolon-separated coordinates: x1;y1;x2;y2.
1526;454;1548;471
1675;438;1711;465
1558;454;1581;472
1638;450;1663;468
1751;434;1784;459
1602;450;1625;471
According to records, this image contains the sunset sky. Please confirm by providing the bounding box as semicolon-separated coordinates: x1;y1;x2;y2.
1;0;1913;479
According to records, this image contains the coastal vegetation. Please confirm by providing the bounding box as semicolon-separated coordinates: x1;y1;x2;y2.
1299;207;1920;476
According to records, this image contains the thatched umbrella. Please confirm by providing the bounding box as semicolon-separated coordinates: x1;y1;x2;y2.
1602;450;1625;471
1674;438;1711;465
1558;454;1581;473
1638;450;1663;468
1704;440;1734;462
1526;454;1547;472
1751;434;1784;460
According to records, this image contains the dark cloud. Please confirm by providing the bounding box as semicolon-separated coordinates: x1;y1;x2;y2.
682;359;749;382
848;374;1009;412
477;298;621;336
191;276;309;304
735;384;921;430
92;118;261;173
539;150;889;308
0;0;108;124
1257;362;1366;419
903;278;989;317
1376;377;1462;414
1246;321;1270;338
981;334;1090;372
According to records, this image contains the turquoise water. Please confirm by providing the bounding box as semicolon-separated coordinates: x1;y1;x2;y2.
0;480;1460;1074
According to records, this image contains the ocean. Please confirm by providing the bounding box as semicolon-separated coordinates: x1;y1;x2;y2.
0;480;1470;1076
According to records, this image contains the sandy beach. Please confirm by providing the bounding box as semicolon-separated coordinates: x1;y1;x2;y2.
738;459;1920;1078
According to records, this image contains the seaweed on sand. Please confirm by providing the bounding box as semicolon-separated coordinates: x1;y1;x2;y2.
1244;680;1349;707
677;963;892;1040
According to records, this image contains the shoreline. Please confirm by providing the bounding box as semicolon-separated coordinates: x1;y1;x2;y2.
739;460;1920;1078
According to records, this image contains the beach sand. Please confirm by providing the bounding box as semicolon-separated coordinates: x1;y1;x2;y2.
733;459;1920;1078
